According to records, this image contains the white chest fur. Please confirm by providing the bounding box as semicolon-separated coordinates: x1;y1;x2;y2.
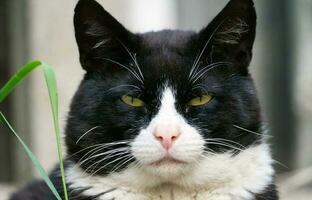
66;144;274;200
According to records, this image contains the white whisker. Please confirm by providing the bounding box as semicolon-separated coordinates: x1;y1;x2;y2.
84;149;130;173
205;141;245;153
101;58;143;84
118;40;144;81
189;51;201;79
110;156;135;173
90;154;133;176
79;147;130;166
233;124;262;136
188;20;227;81
74;140;131;167
104;84;141;94
204;138;246;149
190;61;232;83
76;126;102;144
191;62;233;84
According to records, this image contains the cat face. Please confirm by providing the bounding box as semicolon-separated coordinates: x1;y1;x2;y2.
66;0;261;178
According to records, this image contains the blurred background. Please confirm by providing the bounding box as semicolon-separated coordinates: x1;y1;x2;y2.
0;0;311;199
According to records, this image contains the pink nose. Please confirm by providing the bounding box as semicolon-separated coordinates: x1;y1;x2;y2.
154;128;180;150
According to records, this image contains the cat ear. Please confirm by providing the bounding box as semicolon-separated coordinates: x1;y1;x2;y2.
196;0;256;74
74;0;136;71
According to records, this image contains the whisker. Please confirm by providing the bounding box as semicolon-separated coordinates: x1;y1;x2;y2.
233;125;287;169
204;138;246;149
191;62;233;84
191;84;209;94
90;154;133;176
189;20;227;81
233;124;262;136
77;145;107;164
203;147;218;155
73;145;113;170
77;145;111;165
70;143;105;158
189;51;201;79
118;40;144;81
133;53;144;80
76;126;102;144
190;61;232;83
101;58;143;84
79;147;130;166
110;156;135;173
84;150;130;173
205;141;245;153
81;147;129;165
104;84;142;94
75;140;131;165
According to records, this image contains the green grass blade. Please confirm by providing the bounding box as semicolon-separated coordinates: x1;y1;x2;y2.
0;60;68;200
41;62;68;200
0;60;41;103
0;112;62;200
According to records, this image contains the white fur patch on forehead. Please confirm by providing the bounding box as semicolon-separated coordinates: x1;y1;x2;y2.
158;87;177;115
149;86;192;142
147;86;182;129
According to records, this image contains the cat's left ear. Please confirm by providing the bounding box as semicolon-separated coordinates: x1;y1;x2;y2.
74;0;137;71
196;0;256;75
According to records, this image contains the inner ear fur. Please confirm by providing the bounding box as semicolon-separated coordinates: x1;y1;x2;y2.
196;0;257;74
74;0;138;71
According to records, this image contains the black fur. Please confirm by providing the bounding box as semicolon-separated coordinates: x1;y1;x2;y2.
255;184;279;200
11;0;278;199
10;181;54;200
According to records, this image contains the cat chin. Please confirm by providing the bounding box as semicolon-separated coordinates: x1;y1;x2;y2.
141;160;194;181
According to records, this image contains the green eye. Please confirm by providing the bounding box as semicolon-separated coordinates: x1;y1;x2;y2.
188;95;212;106
121;95;144;107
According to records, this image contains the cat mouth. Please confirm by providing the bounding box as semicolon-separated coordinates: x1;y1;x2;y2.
150;157;186;167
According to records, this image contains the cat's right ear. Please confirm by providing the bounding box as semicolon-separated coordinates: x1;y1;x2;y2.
194;0;256;75
74;0;136;71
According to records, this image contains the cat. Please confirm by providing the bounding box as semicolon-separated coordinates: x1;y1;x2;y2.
10;0;278;199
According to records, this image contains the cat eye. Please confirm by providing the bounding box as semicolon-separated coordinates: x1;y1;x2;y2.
121;95;144;107
188;95;212;106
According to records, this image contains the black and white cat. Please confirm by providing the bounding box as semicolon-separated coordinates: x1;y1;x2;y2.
11;0;278;199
